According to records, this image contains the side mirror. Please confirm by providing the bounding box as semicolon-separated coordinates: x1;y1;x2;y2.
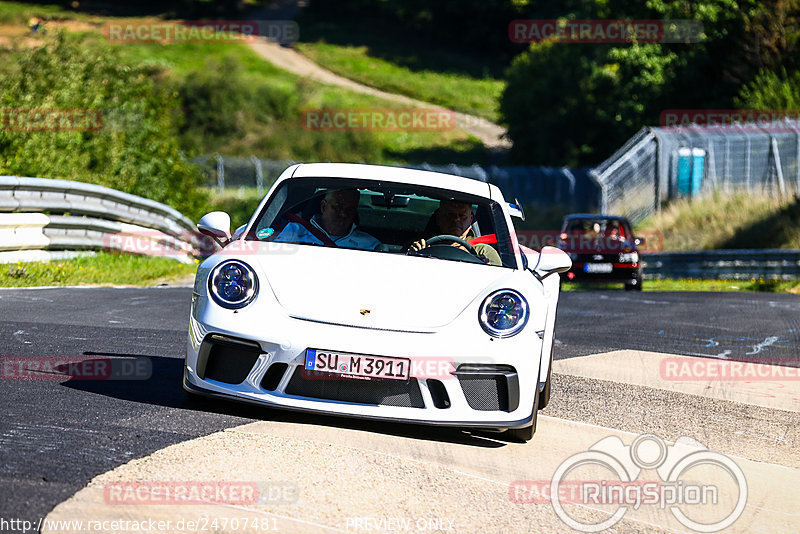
197;211;231;247
534;246;572;280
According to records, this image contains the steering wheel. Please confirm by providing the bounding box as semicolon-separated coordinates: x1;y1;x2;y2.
408;234;479;257
407;234;485;264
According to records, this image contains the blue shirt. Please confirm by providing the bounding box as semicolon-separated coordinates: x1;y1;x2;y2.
274;215;383;251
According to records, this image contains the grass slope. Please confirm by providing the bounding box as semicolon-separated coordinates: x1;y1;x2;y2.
0;3;488;166
0;253;196;287
637;190;800;251
296;41;504;122
295;15;506;123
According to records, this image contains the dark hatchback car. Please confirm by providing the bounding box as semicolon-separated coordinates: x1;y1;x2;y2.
557;214;643;290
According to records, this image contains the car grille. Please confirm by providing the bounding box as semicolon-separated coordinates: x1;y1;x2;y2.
457;375;509;411
285;367;425;408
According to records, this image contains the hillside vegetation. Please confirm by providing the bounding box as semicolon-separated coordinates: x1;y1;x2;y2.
638;191;800;251
0;2;487;221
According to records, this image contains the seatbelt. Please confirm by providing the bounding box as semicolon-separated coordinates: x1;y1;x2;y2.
285;213;338;247
468;234;497;245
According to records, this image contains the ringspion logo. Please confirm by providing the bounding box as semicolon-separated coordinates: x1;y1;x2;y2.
511;434;747;532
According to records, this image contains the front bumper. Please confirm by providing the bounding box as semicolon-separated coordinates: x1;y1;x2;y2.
567;262;642;283
185;299;543;430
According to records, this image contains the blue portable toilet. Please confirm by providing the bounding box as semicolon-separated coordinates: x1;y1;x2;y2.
676;147;705;198
676;147;692;197
690;148;705;196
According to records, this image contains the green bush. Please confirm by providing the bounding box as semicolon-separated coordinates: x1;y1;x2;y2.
736;69;800;109
500;0;800;166
177;56;300;154
0;33;208;219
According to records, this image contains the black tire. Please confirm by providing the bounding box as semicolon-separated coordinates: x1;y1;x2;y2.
184;387;211;408
505;424;534;442
538;341;553;410
506;381;540;442
625;277;643;291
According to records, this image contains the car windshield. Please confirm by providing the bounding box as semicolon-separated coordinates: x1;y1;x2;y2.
247;177;515;268
564;218;628;240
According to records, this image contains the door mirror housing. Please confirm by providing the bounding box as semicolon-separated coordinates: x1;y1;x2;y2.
533;246;572;280
197;211;231;247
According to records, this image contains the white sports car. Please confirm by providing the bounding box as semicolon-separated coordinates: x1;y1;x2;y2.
184;163;570;441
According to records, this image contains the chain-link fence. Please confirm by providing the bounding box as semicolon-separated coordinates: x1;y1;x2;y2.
591;120;800;224
194;155;601;212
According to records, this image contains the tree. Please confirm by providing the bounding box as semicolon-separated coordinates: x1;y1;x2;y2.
0;33;207;219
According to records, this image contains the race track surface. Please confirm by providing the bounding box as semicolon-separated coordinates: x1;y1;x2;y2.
1;287;798;532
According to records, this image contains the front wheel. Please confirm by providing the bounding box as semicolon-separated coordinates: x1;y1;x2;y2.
505;395;539;442
538;333;555;410
505;424;534;442
625;277;643;291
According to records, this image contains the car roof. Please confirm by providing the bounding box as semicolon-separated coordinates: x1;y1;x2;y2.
563;213;631;222
285;163;495;199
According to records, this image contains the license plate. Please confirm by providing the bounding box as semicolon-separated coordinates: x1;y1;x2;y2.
304;349;410;381
585;263;613;273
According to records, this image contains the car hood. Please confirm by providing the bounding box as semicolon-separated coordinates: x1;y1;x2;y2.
250;243;510;331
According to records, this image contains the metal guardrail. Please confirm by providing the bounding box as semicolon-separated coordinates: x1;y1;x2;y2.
0;177;202;263
642;249;800;280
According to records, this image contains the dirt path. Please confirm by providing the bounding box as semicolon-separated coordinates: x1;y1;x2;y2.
248;39;511;149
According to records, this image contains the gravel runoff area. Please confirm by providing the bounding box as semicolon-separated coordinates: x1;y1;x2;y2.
43;350;800;534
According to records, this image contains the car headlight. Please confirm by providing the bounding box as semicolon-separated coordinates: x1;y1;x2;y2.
209;260;258;309
619;252;639;263
479;289;529;338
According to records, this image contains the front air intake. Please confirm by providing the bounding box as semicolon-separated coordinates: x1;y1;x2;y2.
197;335;262;384
454;364;520;412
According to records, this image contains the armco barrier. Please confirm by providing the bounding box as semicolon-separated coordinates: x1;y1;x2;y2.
642;249;800;280
0;177;203;263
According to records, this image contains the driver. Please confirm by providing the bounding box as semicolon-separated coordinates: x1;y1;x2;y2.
408;200;502;266
275;189;383;250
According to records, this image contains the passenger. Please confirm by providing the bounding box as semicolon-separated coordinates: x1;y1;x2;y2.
275;189;382;250
408;200;502;266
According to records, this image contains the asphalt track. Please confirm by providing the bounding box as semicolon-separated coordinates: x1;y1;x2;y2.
0;287;799;532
